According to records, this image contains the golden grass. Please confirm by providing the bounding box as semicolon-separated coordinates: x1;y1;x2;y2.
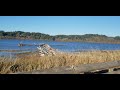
1;50;120;74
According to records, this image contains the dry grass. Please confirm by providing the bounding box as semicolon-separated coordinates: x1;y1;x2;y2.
0;50;120;74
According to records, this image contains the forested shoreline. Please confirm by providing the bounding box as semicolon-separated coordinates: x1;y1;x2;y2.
1;30;120;43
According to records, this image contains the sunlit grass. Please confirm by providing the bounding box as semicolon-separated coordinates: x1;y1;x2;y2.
0;50;120;74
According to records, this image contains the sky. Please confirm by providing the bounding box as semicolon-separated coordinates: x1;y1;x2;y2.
0;16;120;37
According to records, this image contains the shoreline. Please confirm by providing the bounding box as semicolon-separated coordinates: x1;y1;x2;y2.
0;50;25;52
1;49;120;59
1;49;120;56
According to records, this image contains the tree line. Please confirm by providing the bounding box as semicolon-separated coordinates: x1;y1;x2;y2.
0;31;53;40
0;30;120;43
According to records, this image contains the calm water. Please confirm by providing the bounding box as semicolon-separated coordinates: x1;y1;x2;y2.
1;39;120;57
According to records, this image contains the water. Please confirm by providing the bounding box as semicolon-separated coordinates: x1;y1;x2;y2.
1;39;120;57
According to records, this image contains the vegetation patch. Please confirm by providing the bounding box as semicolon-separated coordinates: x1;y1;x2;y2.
1;31;120;44
0;50;120;74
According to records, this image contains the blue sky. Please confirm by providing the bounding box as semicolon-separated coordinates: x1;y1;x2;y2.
0;16;120;37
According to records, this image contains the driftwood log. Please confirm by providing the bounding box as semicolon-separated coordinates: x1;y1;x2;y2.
37;44;59;56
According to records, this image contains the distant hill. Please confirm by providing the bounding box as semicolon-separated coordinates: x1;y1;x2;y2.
0;30;120;44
